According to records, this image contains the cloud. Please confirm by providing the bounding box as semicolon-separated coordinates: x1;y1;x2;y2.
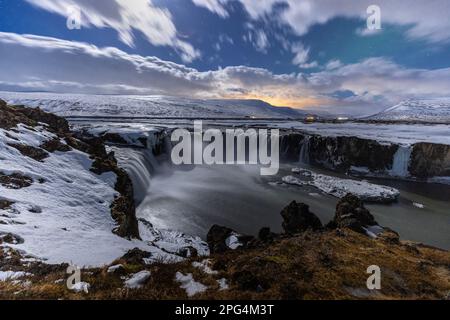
202;0;450;43
291;43;317;69
1;32;450;116
25;0;200;62
192;0;229;18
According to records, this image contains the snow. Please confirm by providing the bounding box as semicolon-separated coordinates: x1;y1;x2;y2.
225;233;242;250
217;278;229;291
107;264;123;273
175;272;207;297
0;271;31;282
364;225;384;239
192;259;218;275
283;169;400;202
69;282;90;293
124;271;151;289
0;92;305;119
0;124;209;267
368;98;450;123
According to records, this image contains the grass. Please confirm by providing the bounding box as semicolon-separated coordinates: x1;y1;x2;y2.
1;228;449;300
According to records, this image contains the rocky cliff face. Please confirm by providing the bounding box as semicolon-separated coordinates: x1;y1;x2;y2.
410;142;450;178
0;99;140;240
280;131;450;180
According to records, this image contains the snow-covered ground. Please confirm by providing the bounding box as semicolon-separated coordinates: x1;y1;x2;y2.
0;123;208;267
283;169;400;202
0;92;305;119
367;98;450;123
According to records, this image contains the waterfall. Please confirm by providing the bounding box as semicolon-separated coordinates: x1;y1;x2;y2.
112;147;158;203
299;135;311;165
390;145;412;177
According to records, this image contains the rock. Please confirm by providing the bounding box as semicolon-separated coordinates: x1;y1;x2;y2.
280;201;322;234
0;172;33;189
206;225;254;253
120;248;151;265
40;138;71;153
178;247;198;258
0;232;25;244
0;200;14;210
0;99;6;108
7;143;49;161
207;225;235;253
13;105;70;133
258;227;277;242
101;133;128;145
409;142;450;178
332;193;378;234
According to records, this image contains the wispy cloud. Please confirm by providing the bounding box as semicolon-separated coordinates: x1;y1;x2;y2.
1;32;450;115
25;0;200;62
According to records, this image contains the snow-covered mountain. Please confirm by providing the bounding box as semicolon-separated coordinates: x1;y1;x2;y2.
0;92;307;119
367;99;450;123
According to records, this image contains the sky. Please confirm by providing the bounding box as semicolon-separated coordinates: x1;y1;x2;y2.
1;0;450;115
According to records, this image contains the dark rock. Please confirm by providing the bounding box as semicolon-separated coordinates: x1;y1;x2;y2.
0;172;33;189
206;225;254;253
178;247;198;258
0;232;24;244
102;133;128;145
0;99;6;108
120;248;151;265
110;169;140;239
13;105;70;133
0;200;14;210
7;143;49;161
280;201;322;234
40;138;72;153
258;227;276;242
231;270;262;291
332;193;378;234
207;225;235;253
409;142;450;178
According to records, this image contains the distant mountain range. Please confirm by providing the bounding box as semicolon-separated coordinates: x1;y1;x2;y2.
0;92;309;119
367;98;450;123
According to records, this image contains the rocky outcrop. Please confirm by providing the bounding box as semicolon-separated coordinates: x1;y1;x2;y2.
307;135;397;172
0;172;33;189
329;194;378;234
409;142;450;178
0;101;140;240
280;201;323;234
206;225;254;253
7;143;49;161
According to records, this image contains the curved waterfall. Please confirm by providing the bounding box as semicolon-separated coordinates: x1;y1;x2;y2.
112;147;159;204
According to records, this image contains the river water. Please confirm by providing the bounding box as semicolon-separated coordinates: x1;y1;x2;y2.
126;157;450;250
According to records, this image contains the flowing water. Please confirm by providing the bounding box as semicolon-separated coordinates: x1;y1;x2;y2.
112;146;450;250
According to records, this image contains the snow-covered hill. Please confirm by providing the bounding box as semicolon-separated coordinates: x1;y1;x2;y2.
368;99;450;123
0;92;306;119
